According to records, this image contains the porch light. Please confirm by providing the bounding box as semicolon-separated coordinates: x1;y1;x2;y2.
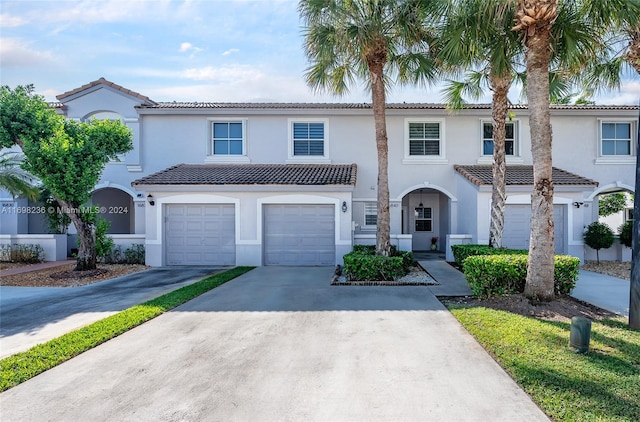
147;194;155;206
342;201;348;213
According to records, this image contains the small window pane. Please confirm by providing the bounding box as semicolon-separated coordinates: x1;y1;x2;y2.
229;140;243;155
602;123;616;139
308;123;324;139
293;123;309;139
229;122;243;138
483;140;494;155
365;203;377;226
309;141;324;155
505;140;514;155
293;141;308;155
415;220;432;232
213;123;229;138
409;123;425;138
602;140;615;155
483;123;493;139
424;140;440;155
409;140;425;155
616;123;631;138
616;140;631;155
214;140;228;154
424;123;440;138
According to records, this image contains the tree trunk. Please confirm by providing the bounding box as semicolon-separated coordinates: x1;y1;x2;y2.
488;74;511;248
369;61;391;257
520;0;556;301
626;26;640;74
58;198;97;271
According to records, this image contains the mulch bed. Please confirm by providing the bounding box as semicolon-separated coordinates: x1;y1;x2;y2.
49;268;109;279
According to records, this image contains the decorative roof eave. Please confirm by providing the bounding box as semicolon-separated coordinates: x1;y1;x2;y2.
56;77;157;106
132;163;358;187
454;165;599;187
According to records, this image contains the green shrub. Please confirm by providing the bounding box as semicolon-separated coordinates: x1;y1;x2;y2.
451;244;527;265
619;220;633;248
584;221;615;264
124;244;145;264
102;244;145;265
343;252;406;281
0;244;45;263
95;217;114;259
343;245;413;281
462;254;580;298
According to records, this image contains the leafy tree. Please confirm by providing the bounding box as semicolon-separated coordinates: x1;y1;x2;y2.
599;192;628;217
299;0;442;256
0;85;133;271
584;221;615;264
95;217;115;260
619;220;633;248
0;151;39;200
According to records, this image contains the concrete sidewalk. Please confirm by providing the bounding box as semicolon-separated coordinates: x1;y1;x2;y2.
0;266;549;421
571;270;630;316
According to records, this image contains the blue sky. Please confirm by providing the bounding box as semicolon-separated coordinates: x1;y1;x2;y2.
1;0;638;104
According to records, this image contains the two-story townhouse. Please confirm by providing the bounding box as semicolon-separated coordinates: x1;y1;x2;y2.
1;78;636;265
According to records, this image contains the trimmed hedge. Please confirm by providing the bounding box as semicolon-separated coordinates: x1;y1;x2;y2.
343;245;413;281
451;244;528;266
462;254;580;298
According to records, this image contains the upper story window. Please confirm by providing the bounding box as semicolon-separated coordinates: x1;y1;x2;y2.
206;118;249;163
403;119;447;164
213;122;243;155
482;121;518;156
288;119;330;163
601;122;632;156
364;202;377;227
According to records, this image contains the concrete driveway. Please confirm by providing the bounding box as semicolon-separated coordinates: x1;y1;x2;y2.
0;267;225;358
0;266;549;421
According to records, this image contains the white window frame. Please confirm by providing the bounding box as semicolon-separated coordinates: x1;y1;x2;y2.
403;118;448;164
205;118;250;163
363;202;377;228
414;206;433;232
477;119;524;164
287;118;330;163
595;119;636;165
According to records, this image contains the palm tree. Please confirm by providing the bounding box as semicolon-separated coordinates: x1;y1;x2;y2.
512;0;559;301
0;151;38;200
440;0;597;249
299;0;441;256
439;0;523;248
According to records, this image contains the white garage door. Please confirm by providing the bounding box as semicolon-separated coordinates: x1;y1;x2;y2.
503;204;565;254
263;204;335;266
165;204;235;266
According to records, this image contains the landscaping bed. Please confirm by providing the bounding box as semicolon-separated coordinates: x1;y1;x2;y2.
0;263;149;287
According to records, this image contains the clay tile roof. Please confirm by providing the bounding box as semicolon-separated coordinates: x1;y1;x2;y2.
132;163;357;186
140;102;640;111
56;77;156;105
454;165;599;186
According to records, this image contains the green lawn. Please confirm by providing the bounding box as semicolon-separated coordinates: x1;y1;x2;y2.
449;306;640;421
0;266;254;392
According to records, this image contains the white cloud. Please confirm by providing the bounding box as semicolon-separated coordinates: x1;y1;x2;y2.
182;65;263;82
179;42;194;53
0;13;26;27
222;48;240;56
595;81;640;105
0;38;55;67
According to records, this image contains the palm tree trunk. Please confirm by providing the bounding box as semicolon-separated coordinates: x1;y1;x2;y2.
369;61;391;257
627;26;640;74
522;5;556;301
489;74;511;248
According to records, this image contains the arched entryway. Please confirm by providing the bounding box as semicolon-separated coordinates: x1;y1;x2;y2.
399;186;454;252
91;187;135;234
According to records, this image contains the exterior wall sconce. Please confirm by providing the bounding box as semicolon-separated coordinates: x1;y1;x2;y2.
342;201;348;213
147;194;155;206
573;201;584;208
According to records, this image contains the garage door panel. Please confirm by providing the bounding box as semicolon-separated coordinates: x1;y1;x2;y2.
263;204;335;266
504;204;565;254
165;204;235;266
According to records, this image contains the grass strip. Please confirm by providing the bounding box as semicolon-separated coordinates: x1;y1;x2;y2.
0;266;253;392
449;306;640;421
